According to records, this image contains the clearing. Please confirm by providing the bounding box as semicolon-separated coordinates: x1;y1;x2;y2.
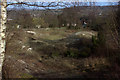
3;28;111;78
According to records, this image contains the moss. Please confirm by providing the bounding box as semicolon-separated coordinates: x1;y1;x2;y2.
51;52;60;58
92;35;99;47
20;73;33;78
79;47;91;57
80;52;89;57
64;47;91;58
65;48;79;58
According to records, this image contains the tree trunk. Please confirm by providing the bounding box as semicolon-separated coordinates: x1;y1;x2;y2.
0;0;7;79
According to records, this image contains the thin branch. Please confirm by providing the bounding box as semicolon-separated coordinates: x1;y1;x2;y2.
6;2;70;9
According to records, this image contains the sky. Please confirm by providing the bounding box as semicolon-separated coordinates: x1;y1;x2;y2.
6;0;120;2
6;0;119;9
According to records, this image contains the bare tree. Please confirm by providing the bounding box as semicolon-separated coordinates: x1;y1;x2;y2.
0;0;7;79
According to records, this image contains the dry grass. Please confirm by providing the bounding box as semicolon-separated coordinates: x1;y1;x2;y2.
3;28;117;79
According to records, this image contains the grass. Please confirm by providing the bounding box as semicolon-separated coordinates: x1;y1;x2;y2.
20;73;33;78
41;35;64;40
51;52;60;58
5;28;114;79
64;48;79;58
32;28;79;40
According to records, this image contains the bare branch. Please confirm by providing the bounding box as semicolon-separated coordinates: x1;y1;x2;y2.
6;2;70;9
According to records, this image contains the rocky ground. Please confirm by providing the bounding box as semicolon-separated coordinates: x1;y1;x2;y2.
2;28;115;79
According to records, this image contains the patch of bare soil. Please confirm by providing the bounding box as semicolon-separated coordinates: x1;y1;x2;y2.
2;28;112;79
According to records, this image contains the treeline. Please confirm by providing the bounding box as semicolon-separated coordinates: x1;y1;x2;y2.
7;6;117;30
